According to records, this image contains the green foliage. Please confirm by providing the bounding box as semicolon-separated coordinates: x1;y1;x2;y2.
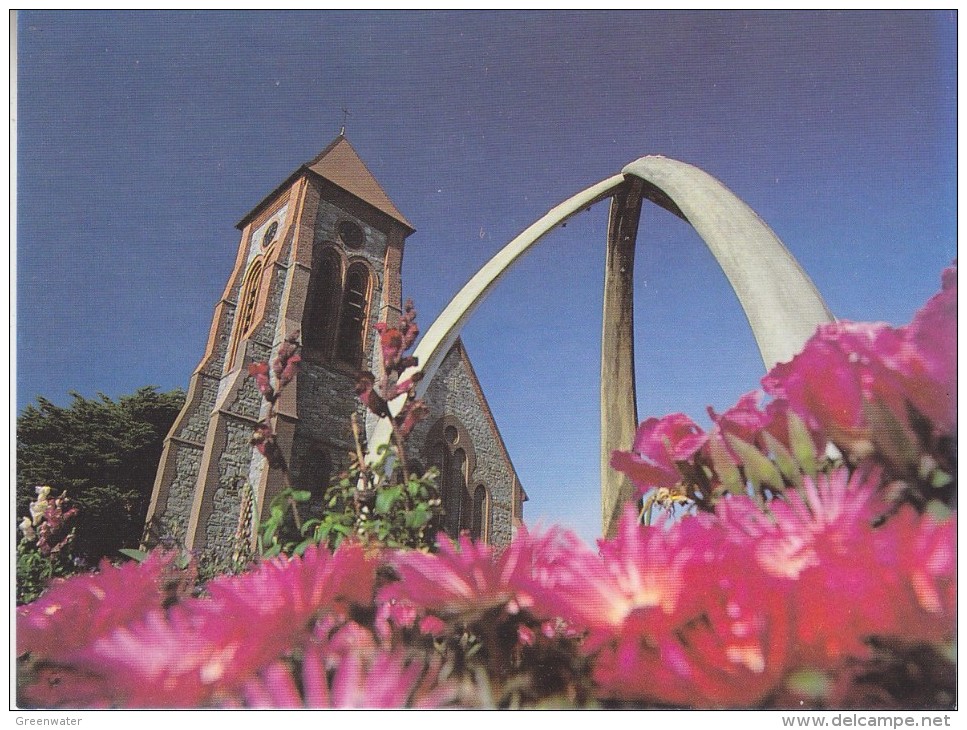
16;541;70;605
314;446;442;551
17;386;185;566
254;446;443;558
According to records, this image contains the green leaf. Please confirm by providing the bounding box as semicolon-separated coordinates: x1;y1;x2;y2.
706;437;744;495
931;469;953;490
405;504;432;529
786;411;819;475
926;499;953;521
942;640;956;664
785;669;831;699
293;539;313;556
761;431;803;487
375;486;403;515
119;548;149;563
263;543;282;558
289;490;311;502
725;433;785;493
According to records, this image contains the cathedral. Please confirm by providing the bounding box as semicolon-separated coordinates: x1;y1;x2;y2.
145;135;526;561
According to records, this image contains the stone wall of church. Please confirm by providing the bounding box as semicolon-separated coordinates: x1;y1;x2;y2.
203;417;255;560
289;196;393;483
410;347;518;547
293;362;358;463
160;444;203;542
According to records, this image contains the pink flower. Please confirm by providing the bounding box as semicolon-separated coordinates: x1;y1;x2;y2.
277;352;301;388
56;544;375;707
869;506;956;647
17;551;179;662
763;264;957;453
717;467;949;667
241;619;456;708
203;542;374;625
587;509;793;707
383;370;424;400
610;414;707;495
250;421;286;469
419;615;447;636
355;371;390;418
549;506;703;638
517;623;536;647
762;327;871;443
893;264;957;434
36;495;78;557
272;331;302;387
243;646;458;708
380;527;583;623
247;361;275;402
399;299;421;352
708;391;770;444
378;326;404;369
704;390;771;466
375;598;419;639
396;398;429;437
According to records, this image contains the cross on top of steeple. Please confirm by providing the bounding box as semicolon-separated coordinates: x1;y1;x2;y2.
340;106;350;137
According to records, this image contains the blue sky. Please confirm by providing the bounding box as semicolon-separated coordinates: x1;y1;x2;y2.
16;11;957;545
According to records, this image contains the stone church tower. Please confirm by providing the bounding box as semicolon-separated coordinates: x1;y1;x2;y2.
146;135;525;560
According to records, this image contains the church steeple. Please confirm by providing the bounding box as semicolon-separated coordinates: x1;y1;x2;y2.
146;136;521;560
237;135;414;234
147;135;415;559
304;136;414;231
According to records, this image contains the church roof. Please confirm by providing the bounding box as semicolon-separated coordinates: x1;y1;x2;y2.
237;134;414;233
305;135;414;231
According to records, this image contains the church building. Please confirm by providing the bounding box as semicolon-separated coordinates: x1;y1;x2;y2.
145;135;526;561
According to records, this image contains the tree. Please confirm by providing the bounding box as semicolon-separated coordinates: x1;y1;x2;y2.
16;386;185;566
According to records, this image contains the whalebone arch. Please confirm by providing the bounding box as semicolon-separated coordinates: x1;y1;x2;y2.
371;155;834;537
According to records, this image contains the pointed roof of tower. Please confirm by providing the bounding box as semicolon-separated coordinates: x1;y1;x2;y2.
305;135;413;231
237;134;414;233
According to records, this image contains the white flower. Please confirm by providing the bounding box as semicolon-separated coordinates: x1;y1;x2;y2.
19;516;36;542
29;486;53;525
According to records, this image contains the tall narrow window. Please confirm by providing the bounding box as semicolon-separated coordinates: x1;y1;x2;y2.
450;448;467;536
425;418;476;541
336;262;371;366
427;442;450;538
303;248;342;355
229;257;264;366
471;485;488;542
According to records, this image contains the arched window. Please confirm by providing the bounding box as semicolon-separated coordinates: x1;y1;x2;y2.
303;248;342;355
229;256;265;366
336;262;371;366
449;448;467;536
426;441;450;539
424;418;477;541
471;485;489;542
302;250;372;370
